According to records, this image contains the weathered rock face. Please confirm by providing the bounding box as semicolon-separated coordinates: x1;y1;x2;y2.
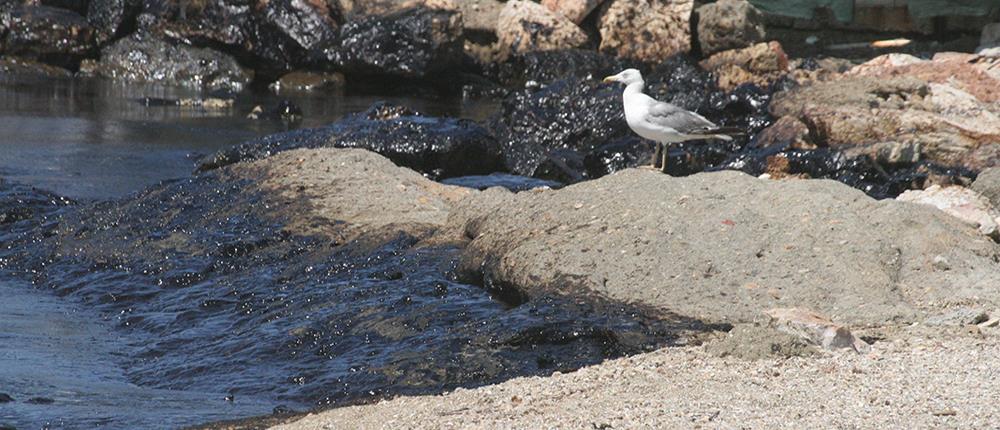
542;0;602;24
487;49;627;87
695;0;765;56
199;102;505;179
771;54;1000;171
313;7;463;79
259;0;339;54
699;41;789;91
139;0;337;74
93;32;252;92
455;0;502;36
1;5;96;66
598;0;692;63
496;0;588;61
972;167;1000;208
897;185;1000;239
86;0;140;45
847;52;1000;103
446;169;1000;325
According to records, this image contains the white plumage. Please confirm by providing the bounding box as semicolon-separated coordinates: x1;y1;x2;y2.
603;68;734;169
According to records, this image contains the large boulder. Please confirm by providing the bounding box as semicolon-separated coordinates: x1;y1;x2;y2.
771;54;1000;170
446;169;1000;325
93;32;252;92
972;167;1000;207
542;0;603;24
496;0;588;61
457;0;504;36
140;0;337;73
86;0;140;45
258;0;339;55
1;5;96;66
698;41;789;90
488;49;627;87
695;0;765;56
198;102;505;179
597;0;692;63
313;7;463;79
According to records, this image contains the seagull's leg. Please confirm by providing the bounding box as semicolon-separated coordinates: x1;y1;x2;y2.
660;143;670;173
652;142;662;169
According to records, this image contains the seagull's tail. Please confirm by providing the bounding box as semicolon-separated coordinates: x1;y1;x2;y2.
706;126;744;141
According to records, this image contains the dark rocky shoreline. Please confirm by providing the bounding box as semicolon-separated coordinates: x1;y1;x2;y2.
3;0;1000;428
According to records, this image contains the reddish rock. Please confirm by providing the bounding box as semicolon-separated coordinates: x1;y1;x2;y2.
765;308;869;353
699;41;789;90
597;0;692;63
755;116;813;150
770;72;1000;170
496;0;588;61
696;0;765;56
848;53;1000;103
542;0;603;24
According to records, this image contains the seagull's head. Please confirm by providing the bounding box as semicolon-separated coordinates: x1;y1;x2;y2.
602;69;643;86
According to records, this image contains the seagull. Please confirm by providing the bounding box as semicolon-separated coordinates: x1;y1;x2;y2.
602;68;737;170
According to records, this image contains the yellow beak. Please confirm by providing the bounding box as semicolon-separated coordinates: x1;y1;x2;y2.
602;76;617;83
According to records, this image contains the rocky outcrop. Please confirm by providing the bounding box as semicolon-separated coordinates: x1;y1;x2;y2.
597;0;692;63
897;185;1000;238
496;0;588;61
314;7;463;79
695;0;765;56
86;0;140;45
488;49;626;87
93;32;252;92
446;169;1000;325
770;55;1000;170
542;0;603;24
199;102;505;179
972;167;1000;208
699;41;789;90
456;0;503;36
847;52;1000;103
1;5;96;67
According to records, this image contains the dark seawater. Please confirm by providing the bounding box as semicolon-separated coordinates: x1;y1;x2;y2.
0;76;710;429
0;74;496;201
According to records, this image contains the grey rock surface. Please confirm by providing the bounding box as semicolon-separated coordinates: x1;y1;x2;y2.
446;169;1000;325
696;0;766;56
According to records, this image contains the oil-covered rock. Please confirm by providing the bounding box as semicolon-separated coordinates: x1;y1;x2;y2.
311;7;463;80
199;102;505;179
92;31;252;92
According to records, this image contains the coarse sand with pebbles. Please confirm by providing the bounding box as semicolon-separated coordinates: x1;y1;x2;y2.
273;326;1000;429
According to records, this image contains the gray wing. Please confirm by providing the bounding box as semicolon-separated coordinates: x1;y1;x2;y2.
646;101;720;135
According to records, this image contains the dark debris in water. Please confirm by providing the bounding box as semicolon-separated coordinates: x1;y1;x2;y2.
0;174;713;412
